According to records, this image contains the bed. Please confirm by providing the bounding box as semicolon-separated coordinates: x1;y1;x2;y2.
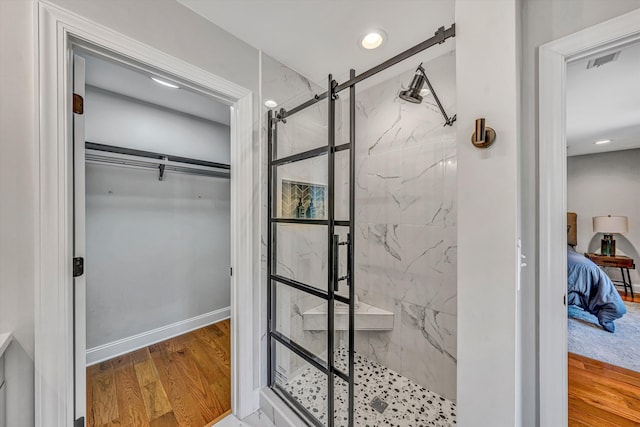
567;212;626;332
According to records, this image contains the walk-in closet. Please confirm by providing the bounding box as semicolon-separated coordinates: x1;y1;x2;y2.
77;51;233;426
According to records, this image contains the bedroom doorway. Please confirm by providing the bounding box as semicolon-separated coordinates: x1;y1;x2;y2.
538;8;640;426
564;38;640;425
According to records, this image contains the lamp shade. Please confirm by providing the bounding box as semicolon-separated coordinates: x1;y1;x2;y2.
593;215;629;233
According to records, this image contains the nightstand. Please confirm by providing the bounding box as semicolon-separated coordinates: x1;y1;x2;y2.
585;253;635;298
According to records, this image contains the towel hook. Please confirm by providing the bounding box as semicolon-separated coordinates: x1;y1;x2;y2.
471;118;496;148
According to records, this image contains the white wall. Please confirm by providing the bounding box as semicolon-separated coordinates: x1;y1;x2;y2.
51;0;259;93
85;87;231;164
520;1;640;425
85;163;230;350
0;2;36;426
567;149;640;289
456;1;520;425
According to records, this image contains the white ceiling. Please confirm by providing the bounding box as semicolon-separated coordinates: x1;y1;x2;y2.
82;52;230;125
178;0;455;86
567;41;640;156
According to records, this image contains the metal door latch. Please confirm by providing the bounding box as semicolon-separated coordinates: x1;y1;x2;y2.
73;257;84;277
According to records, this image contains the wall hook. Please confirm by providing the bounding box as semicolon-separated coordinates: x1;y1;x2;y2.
471;118;496;148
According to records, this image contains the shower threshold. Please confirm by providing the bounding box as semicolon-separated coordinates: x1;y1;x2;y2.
281;348;456;426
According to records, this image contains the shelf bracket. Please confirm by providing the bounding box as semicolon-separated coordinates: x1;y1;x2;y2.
158;159;166;181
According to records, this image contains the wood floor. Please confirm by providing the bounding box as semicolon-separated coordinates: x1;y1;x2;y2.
87;320;231;427
619;291;640;303
568;352;640;426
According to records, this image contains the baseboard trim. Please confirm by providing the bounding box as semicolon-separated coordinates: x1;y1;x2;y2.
86;306;230;366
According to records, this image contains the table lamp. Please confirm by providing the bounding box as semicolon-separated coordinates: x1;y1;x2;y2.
593;215;628;256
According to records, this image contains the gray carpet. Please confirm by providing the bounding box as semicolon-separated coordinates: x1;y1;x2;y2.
568;301;640;372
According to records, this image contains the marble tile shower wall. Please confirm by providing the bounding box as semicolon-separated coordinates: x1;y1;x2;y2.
352;51;457;401
260;53;330;377
260;51;457;401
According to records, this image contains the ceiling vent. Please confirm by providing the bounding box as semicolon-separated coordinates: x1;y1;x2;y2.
586;51;621;69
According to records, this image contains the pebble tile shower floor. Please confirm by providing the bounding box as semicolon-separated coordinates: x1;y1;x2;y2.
281;349;456;426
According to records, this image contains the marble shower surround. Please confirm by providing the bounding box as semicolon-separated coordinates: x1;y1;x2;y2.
261;53;332;376
260;50;457;405
352;51;457;401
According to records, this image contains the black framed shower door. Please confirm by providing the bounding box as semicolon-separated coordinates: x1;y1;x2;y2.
267;72;356;427
266;24;456;427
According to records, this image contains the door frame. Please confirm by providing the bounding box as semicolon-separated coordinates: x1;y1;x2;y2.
538;7;640;426
71;53;87;421
35;2;257;425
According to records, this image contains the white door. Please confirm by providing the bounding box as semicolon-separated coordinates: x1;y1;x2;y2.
73;53;87;424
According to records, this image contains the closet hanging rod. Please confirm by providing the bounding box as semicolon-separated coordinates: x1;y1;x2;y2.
85;142;230;180
85;152;231;180
85;142;231;170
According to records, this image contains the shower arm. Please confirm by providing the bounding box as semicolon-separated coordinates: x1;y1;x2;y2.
417;65;456;127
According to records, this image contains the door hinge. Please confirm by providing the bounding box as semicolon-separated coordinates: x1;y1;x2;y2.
73;257;84;277
73;93;84;114
564;294;566;306
74;417;85;427
230;267;233;276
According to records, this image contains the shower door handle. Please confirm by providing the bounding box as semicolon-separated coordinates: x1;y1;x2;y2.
333;234;351;292
333;234;340;292
346;233;352;288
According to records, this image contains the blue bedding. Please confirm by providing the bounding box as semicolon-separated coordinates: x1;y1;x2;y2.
567;249;626;332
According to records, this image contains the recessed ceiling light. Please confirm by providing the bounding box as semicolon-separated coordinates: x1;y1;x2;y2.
361;30;386;50
150;76;179;89
594;139;611;145
264;99;278;108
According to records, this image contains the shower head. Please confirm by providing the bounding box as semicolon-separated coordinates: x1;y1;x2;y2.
398;72;426;104
398;63;457;127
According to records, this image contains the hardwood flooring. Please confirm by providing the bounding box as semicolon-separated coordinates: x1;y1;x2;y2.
87;320;231;427
568;352;640;426
619;290;640;303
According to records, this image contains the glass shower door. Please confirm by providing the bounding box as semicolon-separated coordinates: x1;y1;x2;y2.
267;74;355;427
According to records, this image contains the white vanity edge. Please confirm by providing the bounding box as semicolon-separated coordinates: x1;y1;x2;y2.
0;332;13;358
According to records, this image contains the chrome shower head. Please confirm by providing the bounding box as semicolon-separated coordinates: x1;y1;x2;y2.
398;72;426;104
